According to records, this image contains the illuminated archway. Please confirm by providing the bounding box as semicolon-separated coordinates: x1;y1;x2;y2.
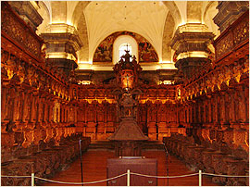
113;35;138;64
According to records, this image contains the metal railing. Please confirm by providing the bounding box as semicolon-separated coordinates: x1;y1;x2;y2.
2;170;249;186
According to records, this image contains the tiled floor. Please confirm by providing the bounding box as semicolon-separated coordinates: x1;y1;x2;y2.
40;150;218;186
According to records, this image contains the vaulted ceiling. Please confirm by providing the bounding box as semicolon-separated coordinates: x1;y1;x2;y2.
36;1;219;67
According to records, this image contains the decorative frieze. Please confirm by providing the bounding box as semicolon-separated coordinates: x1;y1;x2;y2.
214;11;249;60
1;2;44;61
181;54;249;103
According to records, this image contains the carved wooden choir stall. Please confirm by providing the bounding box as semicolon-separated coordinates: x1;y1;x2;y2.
1;1;249;186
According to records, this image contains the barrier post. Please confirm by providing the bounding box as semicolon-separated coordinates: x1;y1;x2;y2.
127;169;130;186
79;138;84;186
31;173;35;186
199;170;202;186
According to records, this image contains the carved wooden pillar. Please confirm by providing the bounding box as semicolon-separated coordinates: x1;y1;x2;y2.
35;96;40;123
43;99;48;123
17;90;25;123
227;89;235;124
200;100;204;123
61;104;64;123
210;97;214;123
191;103;195;124
64;107;66;123
195;103;199;123
41;98;46;123
63;104;66;123
185;105;188;124
237;86;247;123
84;103;87;124
74;105;78;124
6;88;15;122
23;92;31;123
189;106;192;124
244;86;249;123
183;105;186;124
66;105;69;123
103;103;107;135
63;103;66;123
69;105;74;123
203;100;208;124
59;104;62;123
196;102;199;123
31;95;37;123
189;104;192;124
1;87;8;122
207;97;212;124
53;100;60;123
12;90;20;122
212;94;218;124
47;100;52;123
147;104;157;140
216;94;221;123
65;106;68;123
224;92;230;124
219;92;226;124
37;96;44;123
234;92;240;123
191;104;195;124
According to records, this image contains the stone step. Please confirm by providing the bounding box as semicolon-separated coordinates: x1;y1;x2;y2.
142;140;165;150
88;140;165;151
88;140;115;150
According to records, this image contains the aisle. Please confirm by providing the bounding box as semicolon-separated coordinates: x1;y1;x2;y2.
41;150;217;186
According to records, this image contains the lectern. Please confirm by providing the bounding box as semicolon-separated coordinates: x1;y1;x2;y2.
107;157;157;186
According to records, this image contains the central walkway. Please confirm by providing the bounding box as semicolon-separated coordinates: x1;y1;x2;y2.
41;148;218;186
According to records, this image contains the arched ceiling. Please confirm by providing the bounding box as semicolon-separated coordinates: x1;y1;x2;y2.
83;1;169;62
37;1;219;66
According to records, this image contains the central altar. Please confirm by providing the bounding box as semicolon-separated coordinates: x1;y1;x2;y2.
108;49;148;156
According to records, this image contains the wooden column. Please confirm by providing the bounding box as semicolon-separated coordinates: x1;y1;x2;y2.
13;90;21;122
207;97;212;124
31;95;37;123
219;92;226;124
244;86;249;123
1;87;8;121
228;89;236;124
37;96;44;123
214;94;219;124
17;90;25;122
233;91;240;123
237;86;247;123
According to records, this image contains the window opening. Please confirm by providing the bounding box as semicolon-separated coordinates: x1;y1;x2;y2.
119;43;132;61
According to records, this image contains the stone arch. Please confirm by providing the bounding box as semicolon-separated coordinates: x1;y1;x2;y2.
93;31;158;64
162;12;175;62
37;1;51;34
203;1;220;37
162;1;182;26
71;1;90;62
